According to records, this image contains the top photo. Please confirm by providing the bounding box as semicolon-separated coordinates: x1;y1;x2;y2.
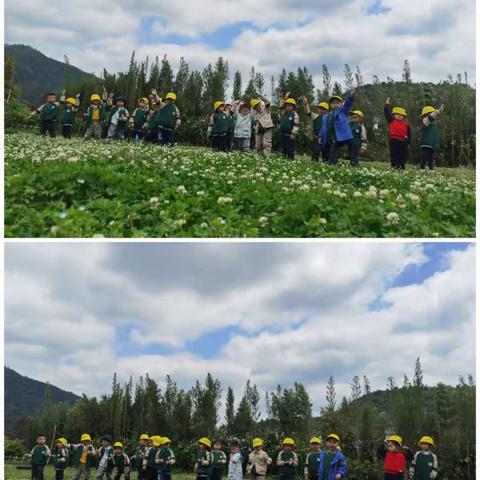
3;0;476;239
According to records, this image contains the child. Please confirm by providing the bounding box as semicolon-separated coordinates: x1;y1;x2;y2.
420;104;445;171
320;90;356;165
304;437;321;480
84;89;108;140
208;102;229;151
279;95;300;159
26;434;51;480
251;96;274;155
211;440;228;480
302;96;329;162
144;436;161;480
247;438;272;480
59;91;81;139
384;98;411;170
132;434;150;480
143;99;162;144
195;437;213;480
29;93;59;137
155;92;181;146
349;110;367;166
112;442;130;480
225;101;235;152
96;435;114;480
52;437;69;480
129;98;151;142
227;439;243;480
408;436;438;480
377;435;413;480
155;437;175;480
107;96;130;140
276;438;298;480
232;101;253;153
317;434;347;480
71;433;97;480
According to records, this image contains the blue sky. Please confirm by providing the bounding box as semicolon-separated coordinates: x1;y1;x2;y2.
5;0;475;92
5;242;475;407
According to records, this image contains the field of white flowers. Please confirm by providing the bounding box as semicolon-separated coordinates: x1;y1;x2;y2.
4;133;475;238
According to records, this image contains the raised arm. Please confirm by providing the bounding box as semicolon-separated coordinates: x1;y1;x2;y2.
384;98;394;123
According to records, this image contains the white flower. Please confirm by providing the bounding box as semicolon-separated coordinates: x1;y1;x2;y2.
150;197;160;209
386;212;400;226
396;194;407;209
217;196;233;205
177;185;187;194
93;233;105;238
379;189;389;199
196;191;205;196
50;225;60;234
319;217;327;225
259;216;269;227
300;184;310;192
77;178;85;184
58;211;68;219
353;191;362;198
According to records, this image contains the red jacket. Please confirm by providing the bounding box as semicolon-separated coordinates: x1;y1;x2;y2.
389;119;410;142
384;451;406;474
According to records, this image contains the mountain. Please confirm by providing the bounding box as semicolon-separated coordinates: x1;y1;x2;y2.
4;44;93;104
4;366;80;435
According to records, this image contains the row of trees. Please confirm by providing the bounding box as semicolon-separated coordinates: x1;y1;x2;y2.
4;53;476;166
16;359;475;479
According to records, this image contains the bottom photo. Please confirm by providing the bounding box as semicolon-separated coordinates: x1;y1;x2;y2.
4;242;476;480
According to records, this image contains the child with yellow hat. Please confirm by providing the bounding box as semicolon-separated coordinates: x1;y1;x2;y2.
207;103;229;151
251;95;274;155
155;92;181;146
144;436;161;480
384;97;411;170
112;442;131;479
131;434;149;480
377;435;413;480
195;438;213;480
302;96;329;162
71;434;96;480
59;90;81;139
26;434;51;480
279;92;300;159
52;437;70;480
408;436;438;480
318;434;347;480
348;110;367;166
420;104;445;171
84;87;108;140
276;438;298;480
129;99;151;142
156;437;176;480
247;438;272;480
304;437;321;480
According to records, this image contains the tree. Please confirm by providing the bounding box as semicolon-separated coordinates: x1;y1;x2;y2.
225;387;235;434
233;70;242;100
344;64;354;92
321;64;332;98
158;55;174;93
402;59;412;83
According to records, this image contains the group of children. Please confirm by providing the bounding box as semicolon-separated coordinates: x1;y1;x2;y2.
27;432;438;480
30;88;445;170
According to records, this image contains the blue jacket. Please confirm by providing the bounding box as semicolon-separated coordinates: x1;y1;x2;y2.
317;450;347;480
320;95;354;144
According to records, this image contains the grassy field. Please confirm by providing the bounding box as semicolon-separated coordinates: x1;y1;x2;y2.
4;133;476;238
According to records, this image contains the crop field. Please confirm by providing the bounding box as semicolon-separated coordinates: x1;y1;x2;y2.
4;133;475;238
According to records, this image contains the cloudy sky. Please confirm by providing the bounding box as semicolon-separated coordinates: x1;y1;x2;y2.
5;242;475;415
5;0;476;94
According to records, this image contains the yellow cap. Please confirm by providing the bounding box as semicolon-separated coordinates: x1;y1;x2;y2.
251;99;261;108
392;107;407;116
162;437;171;444
282;437;295;446
309;437;321;444
352;110;364;118
65;98;76;105
198;437;212;448
90;94;101;102
418;436;435;447
57;438;68;445
139;434;149;441
421;106;436;117
330;96;343;103
80;433;91;442
113;442;123;448
214;101;224;111
387;435;403;447
318;102;329;111
165;92;177;101
326;434;340;442
252;438;263;448
152;436;162;447
138;98;149;104
284;98;297;106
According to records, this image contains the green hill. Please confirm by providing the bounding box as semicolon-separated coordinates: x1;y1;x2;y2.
4;367;80;435
4;44;93;104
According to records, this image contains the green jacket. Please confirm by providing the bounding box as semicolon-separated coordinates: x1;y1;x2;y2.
134;444;148;468
71;444;96;468
420;119;439;151
196;449;212;475
212;449;227;470
86;104;106;127
147;447;159;468
30;445;50;466
156;447;175;473
53;447;69;470
112;452;130;471
410;451;438;480
280;111;299;135
210;112;229;135
304;452;320;476
107;106;129;126
132;108;150;131
277;451;298;477
61;107;77;126
155;102;179;130
227;113;235;133
39;103;59;122
313;114;324;138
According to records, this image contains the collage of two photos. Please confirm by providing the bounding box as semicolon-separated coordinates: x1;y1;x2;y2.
2;1;477;480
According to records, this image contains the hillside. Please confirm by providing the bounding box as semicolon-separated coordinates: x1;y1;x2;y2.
4;367;80;435
4;44;93;104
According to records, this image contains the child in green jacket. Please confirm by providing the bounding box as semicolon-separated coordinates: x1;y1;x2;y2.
129;99;151;142
144;436;161;480
155;437;176;480
279;96;300;159
29;93;59;137
349;110;367;166
195;438;213;480
303;96;329;162
208;102;229;151
211;440;228;480
97;435;114;480
27;434;51;480
59;91;80;139
419;104;445;171
70;433;97;480
276;438;298;480
52;437;70;480
112;442;131;480
408;436;438;480
304;437;321;480
131;434;149;480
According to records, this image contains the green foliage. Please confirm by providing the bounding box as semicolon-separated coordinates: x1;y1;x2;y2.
4;438;27;457
4;99;35;132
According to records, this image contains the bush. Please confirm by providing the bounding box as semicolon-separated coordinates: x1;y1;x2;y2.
4;99;34;133
4;437;27;457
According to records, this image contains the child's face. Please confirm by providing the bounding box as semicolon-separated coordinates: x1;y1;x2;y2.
92;100;100;106
309;443;320;452
393;114;405;121
285;104;294;112
217;106;225;113
240;107;250;116
116;100;125;108
386;441;399;452
37;436;46;445
419;443;430;451
330;99;342;110
326;439;338;451
47;95;56;103
230;445;239;454
254;446;261;452
318;107;328;115
199;443;206;451
165;98;174;104
82;441;91;447
114;448;122;455
56;442;64;449
283;445;293;452
139;101;147;109
101;440;109;447
225;105;232;112
213;443;221;450
140;439;148;446
254;104;261;112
